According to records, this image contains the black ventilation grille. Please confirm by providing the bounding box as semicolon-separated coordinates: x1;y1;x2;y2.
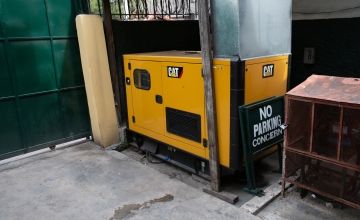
166;107;201;143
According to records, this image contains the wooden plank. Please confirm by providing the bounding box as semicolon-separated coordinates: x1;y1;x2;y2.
203;188;239;204
102;0;122;124
198;0;220;192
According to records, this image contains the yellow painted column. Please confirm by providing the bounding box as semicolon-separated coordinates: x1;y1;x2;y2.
76;15;120;147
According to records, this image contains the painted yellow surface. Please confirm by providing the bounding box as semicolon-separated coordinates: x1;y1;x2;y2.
245;56;289;104
128;60;165;135
76;15;119;147
124;51;231;167
212;63;231;167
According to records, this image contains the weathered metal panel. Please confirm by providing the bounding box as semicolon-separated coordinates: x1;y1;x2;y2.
211;0;240;58
287;74;360;105
211;0;292;59
0;0;90;159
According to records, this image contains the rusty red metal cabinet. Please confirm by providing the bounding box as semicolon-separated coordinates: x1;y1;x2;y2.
283;75;360;209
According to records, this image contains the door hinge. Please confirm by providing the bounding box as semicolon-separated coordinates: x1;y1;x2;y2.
128;63;131;70
203;139;208;148
132;116;136;123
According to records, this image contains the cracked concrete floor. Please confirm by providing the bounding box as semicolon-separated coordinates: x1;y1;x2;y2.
0;142;258;220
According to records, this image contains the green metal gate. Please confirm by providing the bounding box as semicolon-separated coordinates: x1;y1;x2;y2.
0;0;91;159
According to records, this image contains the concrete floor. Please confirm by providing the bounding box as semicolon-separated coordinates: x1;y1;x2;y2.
122;145;360;219
121;145;282;207
0;142;359;220
0;142;258;220
259;187;360;220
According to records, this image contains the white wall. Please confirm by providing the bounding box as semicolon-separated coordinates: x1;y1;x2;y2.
293;0;360;20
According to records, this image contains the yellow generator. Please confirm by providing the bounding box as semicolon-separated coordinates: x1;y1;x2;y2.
124;51;289;173
122;0;292;175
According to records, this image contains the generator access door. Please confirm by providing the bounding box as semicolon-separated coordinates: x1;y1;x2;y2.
127;60;165;135
162;63;207;151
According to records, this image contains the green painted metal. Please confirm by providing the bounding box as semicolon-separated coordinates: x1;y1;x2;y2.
0;0;90;159
238;96;284;195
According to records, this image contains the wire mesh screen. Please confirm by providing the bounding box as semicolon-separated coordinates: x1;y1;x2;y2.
87;0;198;20
284;151;360;207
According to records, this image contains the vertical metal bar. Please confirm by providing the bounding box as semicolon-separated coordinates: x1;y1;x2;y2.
282;97;290;197
195;0;199;19
43;0;66;141
135;0;140;19
174;0;178;18
198;0;220;192
129;0;131;18
309;102;315;153
188;0;191;17
282;98;289;197
141;0;148;18
124;0;130;19
153;0;156;17
167;0;171;18
160;0;164;19
117;0;122;19
181;0;185;18
97;0;102;15
86;0;92;13
337;107;344;161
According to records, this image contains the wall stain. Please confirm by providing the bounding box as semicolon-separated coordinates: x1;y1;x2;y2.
110;194;174;220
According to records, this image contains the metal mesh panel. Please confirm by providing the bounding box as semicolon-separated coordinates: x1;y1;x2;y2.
166;107;201;143
284;151;360;208
286;99;312;151
312;104;341;159
341;108;360;166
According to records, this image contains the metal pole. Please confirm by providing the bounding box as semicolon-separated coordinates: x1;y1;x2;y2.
102;0;122;124
198;0;220;192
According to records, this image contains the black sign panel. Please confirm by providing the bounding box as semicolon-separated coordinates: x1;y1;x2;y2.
239;96;284;154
